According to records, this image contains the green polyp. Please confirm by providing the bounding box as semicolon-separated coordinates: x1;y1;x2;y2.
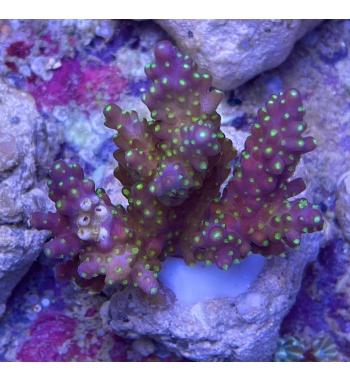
178;96;185;102
71;188;78;195
270;129;278;137
298;199;308;209
290;89;298;97
314;215;321;223
264;116;270;122
274;162;282;170
293;238;300;245
45;248;51;256
265;147;273;154
56;201;62;209
193;72;200;79
59;181;63;187
284;113;290;119
179;79;186;86
162;77;168;84
274;233;282;240
105;105;112;112
54;163;61;170
150;287;158;295
298;107;305;112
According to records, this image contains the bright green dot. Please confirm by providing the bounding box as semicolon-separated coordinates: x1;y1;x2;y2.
314;215;321;223
293;238;300;245
71;189;77;195
264;116;270;122
179;79;186;86
150;287;158;295
105;105;112;112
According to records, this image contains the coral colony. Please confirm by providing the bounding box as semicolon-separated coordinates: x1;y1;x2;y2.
31;40;324;295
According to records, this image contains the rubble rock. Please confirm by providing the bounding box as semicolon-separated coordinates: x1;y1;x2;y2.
155;20;323;90
0;79;62;319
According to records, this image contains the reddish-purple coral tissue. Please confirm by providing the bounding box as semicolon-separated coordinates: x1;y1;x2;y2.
30;40;324;295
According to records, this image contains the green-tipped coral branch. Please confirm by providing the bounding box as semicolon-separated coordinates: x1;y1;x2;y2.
30;40;324;295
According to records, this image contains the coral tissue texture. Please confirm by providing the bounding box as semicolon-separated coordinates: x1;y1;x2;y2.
30;40;323;300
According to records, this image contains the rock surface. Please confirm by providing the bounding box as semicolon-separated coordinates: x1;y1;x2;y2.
101;231;322;361
0;79;62;318
335;171;350;241
155;19;323;90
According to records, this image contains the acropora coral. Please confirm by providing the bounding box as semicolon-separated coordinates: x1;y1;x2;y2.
30;40;324;295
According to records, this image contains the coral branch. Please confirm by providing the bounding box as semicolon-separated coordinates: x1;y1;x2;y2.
31;41;324;295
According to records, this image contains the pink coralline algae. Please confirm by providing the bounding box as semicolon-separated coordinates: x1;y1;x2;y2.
31;40;324;296
28;58;127;112
16;313;80;362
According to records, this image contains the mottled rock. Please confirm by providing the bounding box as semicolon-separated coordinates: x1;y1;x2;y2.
0;79;63;318
101;231;322;361
155;20;323;90
336;171;350;241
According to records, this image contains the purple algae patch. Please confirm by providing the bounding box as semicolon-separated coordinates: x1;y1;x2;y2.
28;58;127;112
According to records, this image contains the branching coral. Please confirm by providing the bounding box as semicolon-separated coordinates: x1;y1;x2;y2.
31;40;324;295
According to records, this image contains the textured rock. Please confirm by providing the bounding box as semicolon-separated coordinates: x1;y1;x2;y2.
100;231;322;361
155;20;323;90
335;171;350;241
0;79;63;318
